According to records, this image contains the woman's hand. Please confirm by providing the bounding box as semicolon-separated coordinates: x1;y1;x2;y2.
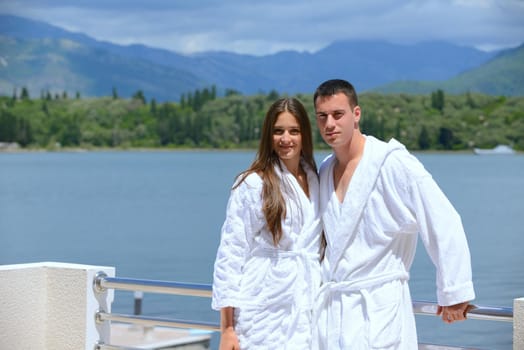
219;326;240;350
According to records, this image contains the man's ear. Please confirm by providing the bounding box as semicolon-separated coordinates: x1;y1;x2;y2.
353;106;362;123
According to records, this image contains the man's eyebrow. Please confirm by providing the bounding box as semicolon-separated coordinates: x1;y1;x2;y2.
316;109;344;114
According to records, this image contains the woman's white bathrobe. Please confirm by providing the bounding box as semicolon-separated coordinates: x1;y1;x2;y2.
212;160;322;349
314;135;475;350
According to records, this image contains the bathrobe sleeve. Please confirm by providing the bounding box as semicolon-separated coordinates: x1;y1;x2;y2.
389;151;475;306
212;174;265;310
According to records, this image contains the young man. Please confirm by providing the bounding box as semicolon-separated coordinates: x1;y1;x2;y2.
313;79;475;349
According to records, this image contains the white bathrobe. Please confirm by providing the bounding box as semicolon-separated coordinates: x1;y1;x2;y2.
314;136;475;350
212;160;322;350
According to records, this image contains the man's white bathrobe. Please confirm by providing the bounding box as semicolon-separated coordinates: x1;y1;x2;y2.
314;136;475;350
212;160;322;349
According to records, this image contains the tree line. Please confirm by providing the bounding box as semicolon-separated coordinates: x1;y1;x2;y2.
1;86;523;151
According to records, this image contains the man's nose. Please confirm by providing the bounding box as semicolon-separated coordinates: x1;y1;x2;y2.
325;114;336;128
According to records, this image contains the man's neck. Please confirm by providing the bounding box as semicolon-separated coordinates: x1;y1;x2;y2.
334;131;366;166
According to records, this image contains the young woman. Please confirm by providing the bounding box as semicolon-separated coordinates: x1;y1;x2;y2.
212;98;323;349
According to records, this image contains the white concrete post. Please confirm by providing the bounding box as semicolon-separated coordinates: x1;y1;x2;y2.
0;262;115;350
515;297;524;350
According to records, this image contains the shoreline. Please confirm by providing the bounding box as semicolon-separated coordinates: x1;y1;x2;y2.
1;143;521;155
1;148;518;155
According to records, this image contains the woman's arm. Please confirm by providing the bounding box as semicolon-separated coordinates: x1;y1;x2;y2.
219;307;240;350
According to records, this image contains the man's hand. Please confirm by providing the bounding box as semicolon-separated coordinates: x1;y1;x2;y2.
437;301;472;323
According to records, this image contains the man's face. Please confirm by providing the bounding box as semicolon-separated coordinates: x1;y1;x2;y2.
315;93;361;148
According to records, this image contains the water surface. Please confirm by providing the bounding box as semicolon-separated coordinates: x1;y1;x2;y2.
1;151;522;349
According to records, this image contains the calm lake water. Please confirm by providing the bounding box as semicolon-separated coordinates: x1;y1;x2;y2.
1;150;523;350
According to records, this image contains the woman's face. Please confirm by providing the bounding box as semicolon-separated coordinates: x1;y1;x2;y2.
272;111;302;164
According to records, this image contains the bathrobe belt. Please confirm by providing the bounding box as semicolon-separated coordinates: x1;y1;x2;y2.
250;247;320;310
314;270;409;349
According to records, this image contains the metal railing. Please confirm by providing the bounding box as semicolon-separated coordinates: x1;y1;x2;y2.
93;271;220;333
413;300;513;323
94;273;213;298
92;272;514;349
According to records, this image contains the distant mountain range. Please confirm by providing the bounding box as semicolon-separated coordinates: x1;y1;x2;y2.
1;14;523;101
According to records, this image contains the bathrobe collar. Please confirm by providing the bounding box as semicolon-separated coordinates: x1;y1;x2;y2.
320;136;406;276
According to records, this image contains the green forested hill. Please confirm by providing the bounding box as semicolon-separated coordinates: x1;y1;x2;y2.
374;44;524;96
445;44;524;96
1;89;523;151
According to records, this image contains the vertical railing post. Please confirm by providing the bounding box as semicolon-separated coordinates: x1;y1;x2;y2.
514;297;524;350
134;291;144;315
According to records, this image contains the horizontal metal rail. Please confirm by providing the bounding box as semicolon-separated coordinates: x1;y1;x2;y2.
95;310;220;331
413;300;513;323
94;341;143;350
94;272;514;323
418;345;479;350
94;271;212;297
93;273;516;350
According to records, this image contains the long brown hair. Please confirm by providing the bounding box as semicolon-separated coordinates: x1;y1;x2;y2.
234;97;317;245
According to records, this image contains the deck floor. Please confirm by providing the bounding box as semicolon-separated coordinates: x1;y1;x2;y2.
110;322;212;349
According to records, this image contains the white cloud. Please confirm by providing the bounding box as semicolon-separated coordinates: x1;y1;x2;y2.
1;0;523;55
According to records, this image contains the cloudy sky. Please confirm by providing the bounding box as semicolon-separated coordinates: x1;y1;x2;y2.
1;0;524;56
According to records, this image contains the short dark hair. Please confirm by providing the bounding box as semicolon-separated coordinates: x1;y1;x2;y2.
313;79;359;108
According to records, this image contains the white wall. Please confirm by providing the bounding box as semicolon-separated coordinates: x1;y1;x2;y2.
0;262;115;350
515;297;524;350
